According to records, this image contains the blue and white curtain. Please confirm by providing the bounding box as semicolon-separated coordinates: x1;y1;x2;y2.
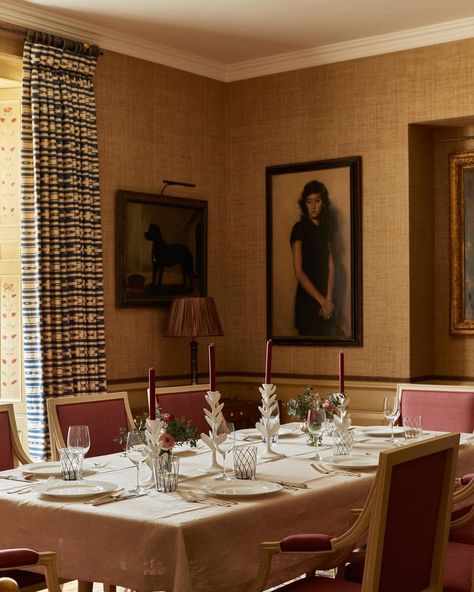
21;32;107;460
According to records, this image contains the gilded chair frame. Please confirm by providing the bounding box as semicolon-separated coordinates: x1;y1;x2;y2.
0;404;31;466
46;392;134;460
250;434;459;592
451;477;474;530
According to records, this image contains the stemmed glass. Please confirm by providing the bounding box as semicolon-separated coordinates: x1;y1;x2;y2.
214;421;236;481
383;397;400;444
126;431;150;493
67;425;91;456
306;407;326;460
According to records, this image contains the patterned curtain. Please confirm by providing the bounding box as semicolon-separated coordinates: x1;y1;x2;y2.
21;33;107;460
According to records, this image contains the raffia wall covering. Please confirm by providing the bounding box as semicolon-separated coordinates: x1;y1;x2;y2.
1;29;474;385
225;39;474;382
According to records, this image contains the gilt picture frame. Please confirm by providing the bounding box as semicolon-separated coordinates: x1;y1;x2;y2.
450;151;474;334
266;157;362;345
116;190;207;307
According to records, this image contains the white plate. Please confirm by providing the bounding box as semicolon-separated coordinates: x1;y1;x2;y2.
323;455;378;469
237;426;300;439
22;462;95;477
204;480;283;497
38;480;118;498
362;426;404;438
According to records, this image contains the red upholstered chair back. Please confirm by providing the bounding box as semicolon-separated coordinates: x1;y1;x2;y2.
0;405;30;470
362;433;458;592
47;393;134;459
397;384;474;432
154;385;210;435
0;410;14;471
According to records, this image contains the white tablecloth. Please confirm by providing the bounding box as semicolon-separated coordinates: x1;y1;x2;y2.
1;428;473;592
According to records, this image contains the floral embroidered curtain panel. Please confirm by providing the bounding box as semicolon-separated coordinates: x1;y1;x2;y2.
21;33;106;459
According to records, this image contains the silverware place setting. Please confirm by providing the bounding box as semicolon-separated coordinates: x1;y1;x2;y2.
176;490;237;507
310;462;362;478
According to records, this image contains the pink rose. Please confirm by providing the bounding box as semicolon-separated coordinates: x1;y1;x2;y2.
158;432;175;450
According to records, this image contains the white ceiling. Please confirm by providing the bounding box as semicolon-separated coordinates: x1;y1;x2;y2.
0;0;473;81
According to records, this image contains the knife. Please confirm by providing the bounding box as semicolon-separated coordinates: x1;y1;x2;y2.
91;491;148;506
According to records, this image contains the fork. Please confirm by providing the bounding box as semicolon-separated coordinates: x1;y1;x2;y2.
310;463;361;478
8;475;55;494
177;490;237;507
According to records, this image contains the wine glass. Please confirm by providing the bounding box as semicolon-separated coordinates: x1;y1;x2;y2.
126;431;150;493
383;397;400;444
214;421;236;481
67;425;91;456
306;408;326;460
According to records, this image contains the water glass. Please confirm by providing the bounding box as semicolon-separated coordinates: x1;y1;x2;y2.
403;416;423;439
306;407;326;460
332;429;353;456
60;447;84;480
214;421;236;480
233;445;257;480
383;397;400;444
261;405;280;444
126;431;150;493
153;455;180;492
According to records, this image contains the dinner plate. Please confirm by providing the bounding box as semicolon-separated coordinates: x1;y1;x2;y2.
237;426;299;439
362;426;404;438
204;480;282;497
38;480;118;498
22;462;95;477
323;455;378;469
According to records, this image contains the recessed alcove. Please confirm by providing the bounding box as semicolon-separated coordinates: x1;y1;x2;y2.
409;118;474;381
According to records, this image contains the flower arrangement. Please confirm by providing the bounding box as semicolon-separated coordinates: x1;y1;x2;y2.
146;412;198;457
116;412;198;456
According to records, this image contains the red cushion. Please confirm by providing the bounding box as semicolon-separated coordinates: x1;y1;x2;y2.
56;399;129;457
450;517;474;546
0;412;14;471
444;542;474;592
400;389;474;432
157;390;209;435
280;534;332;553
461;474;474;486
0;550;39;569
272;576;361;591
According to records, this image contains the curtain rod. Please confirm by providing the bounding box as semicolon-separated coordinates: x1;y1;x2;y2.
0;20;102;57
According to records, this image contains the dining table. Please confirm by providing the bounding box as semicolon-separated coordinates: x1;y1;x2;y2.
1;424;473;592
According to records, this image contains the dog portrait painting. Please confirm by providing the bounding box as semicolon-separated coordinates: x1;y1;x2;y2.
117;190;208;307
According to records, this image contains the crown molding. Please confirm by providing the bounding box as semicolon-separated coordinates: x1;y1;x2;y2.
0;0;472;83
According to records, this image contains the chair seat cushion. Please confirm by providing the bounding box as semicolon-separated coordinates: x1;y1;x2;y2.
444;541;474;592
0;550;39;569
268;575;361;591
280;534;332;553
461;474;474;486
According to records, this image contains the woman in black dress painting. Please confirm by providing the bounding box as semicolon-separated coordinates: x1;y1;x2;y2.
290;180;336;336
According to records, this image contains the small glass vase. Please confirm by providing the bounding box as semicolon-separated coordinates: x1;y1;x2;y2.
153;452;179;493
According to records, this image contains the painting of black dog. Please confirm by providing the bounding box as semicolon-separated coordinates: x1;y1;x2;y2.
144;223;197;291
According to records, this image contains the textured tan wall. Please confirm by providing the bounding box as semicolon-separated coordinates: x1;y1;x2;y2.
1;26;474;386
225;39;474;382
94;50;227;383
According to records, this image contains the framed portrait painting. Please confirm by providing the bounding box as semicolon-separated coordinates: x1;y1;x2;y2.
266;157;362;345
450;151;474;334
116;190;207;307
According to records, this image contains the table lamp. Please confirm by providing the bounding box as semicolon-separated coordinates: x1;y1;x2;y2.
164;296;223;384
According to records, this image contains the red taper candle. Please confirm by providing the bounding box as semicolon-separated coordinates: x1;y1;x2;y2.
148;367;156;420
209;343;216;392
265;339;272;385
338;351;344;394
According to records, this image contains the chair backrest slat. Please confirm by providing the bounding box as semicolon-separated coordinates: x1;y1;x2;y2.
153;384;210;435
362;433;459;592
0;404;31;469
398;383;474;432
47;392;134;459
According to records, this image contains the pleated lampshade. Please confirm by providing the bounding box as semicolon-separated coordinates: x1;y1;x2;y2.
164;297;223;338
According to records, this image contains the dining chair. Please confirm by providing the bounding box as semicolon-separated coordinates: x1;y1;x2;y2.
151;384;211;435
0;549;61;592
46;392;134;460
250;433;459;592
397;383;474;433
0;405;31;471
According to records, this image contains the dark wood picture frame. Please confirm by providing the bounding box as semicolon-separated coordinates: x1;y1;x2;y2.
266;157;362;346
116;190;208;307
450;151;474;334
